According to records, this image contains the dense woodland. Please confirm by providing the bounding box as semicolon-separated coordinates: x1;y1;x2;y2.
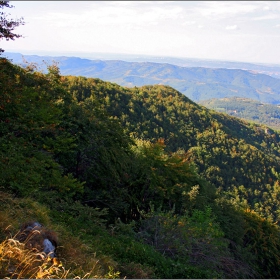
63;74;280;224
200;97;280;130
1;57;280;278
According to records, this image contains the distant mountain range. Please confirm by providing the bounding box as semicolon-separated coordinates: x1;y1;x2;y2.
6;51;280;78
3;52;280;104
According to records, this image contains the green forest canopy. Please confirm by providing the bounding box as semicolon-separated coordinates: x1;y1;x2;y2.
200;96;280;131
1;57;280;278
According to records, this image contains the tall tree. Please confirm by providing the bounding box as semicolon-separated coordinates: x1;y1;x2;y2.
0;1;24;53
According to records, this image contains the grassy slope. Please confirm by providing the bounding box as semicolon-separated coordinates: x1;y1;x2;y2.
0;191;218;279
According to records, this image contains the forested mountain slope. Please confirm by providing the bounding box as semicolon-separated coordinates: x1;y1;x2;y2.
5;52;280;103
200;97;280;131
63;76;280;224
1;57;280;279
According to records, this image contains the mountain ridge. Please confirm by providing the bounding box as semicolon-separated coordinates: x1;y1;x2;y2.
5;51;280;76
4;52;280;104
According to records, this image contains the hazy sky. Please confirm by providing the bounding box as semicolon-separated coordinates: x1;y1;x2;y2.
2;1;280;64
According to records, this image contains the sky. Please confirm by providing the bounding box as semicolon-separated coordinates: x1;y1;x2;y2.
2;1;280;65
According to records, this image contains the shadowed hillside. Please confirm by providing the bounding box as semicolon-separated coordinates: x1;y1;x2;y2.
63;76;280;224
1;57;280;278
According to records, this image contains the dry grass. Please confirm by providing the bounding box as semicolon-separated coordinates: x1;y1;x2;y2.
0;235;120;279
0;192;121;279
0;237;68;279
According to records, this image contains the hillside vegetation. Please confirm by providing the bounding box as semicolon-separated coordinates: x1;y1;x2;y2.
1;57;280;278
200;97;280;130
64;74;280;224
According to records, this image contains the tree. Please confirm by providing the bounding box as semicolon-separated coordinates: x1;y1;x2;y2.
0;1;24;54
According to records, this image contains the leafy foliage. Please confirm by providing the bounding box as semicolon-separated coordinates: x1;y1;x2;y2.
63;76;280;225
0;1;24;54
136;206;257;278
1;57;280;278
0;58;83;197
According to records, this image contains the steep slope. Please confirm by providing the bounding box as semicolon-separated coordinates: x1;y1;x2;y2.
5;52;280;104
2;57;280;278
63;76;280;223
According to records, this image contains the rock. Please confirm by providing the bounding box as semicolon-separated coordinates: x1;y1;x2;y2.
43;238;56;257
16;221;58;258
24;221;42;231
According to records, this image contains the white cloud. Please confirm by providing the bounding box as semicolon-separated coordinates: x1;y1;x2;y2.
192;1;259;19
226;25;238;30
252;14;280;21
182;21;196;26
32;2;185;31
2;1;280;64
